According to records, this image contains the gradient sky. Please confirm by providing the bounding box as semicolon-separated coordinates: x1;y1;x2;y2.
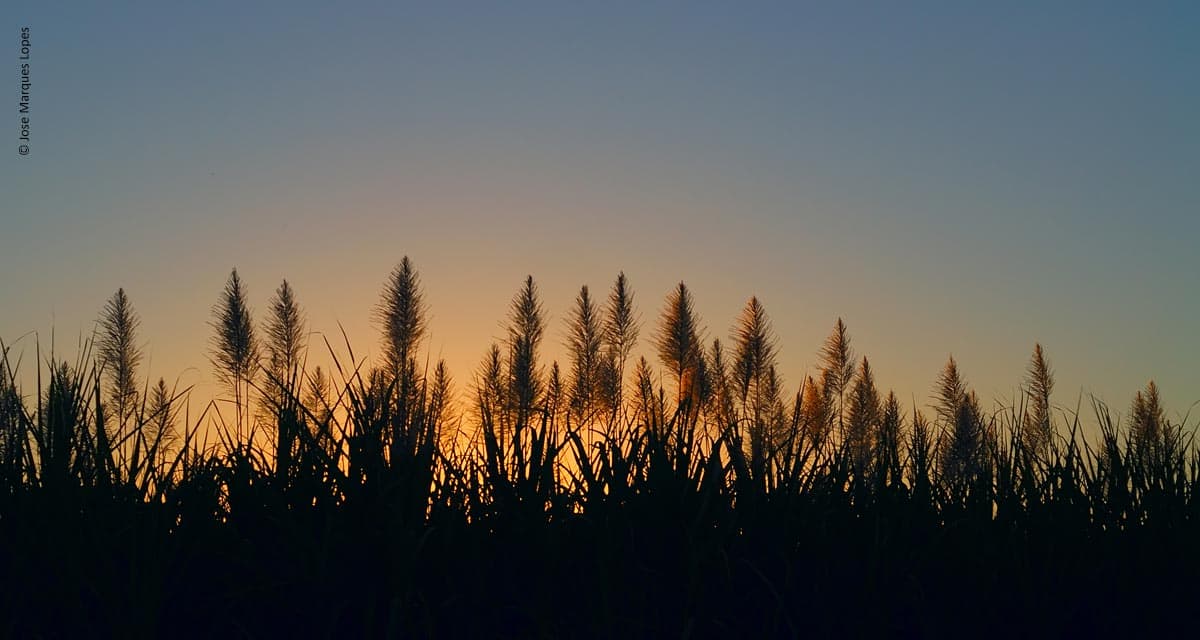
4;3;1199;424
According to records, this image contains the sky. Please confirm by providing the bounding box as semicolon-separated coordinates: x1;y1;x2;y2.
3;2;1199;425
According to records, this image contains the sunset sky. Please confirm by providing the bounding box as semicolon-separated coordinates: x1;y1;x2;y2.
3;3;1198;421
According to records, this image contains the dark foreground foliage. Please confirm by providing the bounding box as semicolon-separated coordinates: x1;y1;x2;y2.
1;264;1198;638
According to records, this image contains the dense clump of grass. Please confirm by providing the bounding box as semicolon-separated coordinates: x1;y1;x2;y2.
1;260;1198;638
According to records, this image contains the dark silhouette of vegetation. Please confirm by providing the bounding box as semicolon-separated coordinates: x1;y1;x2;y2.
1;258;1198;638
1022;342;1055;459
599;272;638;421
96;288;142;456
567;285;602;427
209;268;259;441
654;281;704;408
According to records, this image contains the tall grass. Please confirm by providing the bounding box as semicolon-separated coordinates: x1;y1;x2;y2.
1;259;1198;637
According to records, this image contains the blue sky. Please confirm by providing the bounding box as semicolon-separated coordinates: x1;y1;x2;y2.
3;2;1198;419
